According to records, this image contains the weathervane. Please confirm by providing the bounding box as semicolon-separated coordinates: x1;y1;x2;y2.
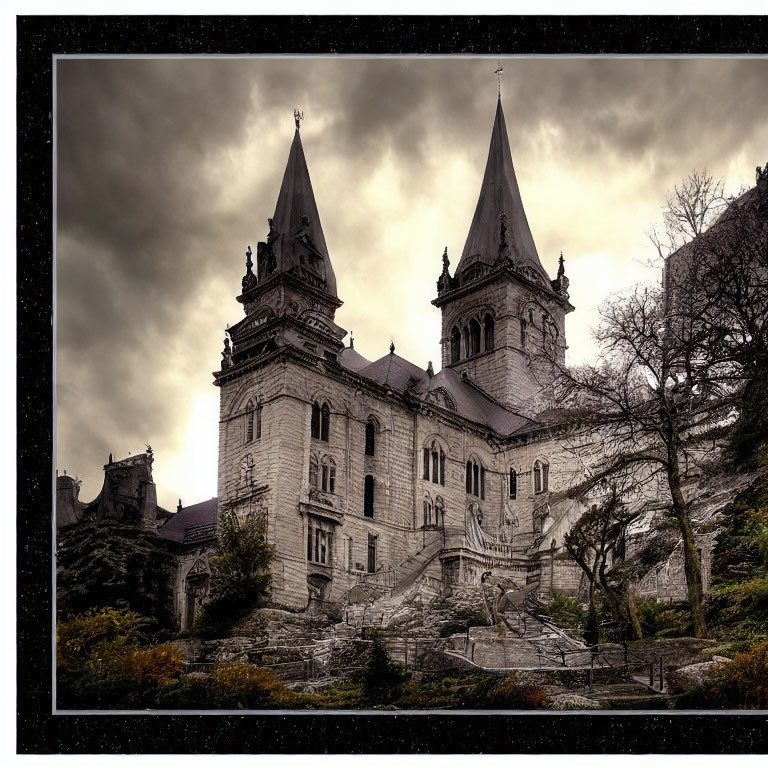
494;62;504;98
294;108;304;131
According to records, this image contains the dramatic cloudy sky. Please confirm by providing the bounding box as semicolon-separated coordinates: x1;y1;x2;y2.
55;56;768;511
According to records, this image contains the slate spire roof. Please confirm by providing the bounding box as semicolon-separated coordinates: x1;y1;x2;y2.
268;124;337;296
455;97;550;286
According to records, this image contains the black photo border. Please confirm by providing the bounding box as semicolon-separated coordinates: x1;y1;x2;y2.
17;13;768;754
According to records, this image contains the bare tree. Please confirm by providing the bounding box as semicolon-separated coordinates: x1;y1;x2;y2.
552;167;767;638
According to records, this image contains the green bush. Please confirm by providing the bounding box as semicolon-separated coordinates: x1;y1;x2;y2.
154;675;210;709
362;632;410;705
540;591;585;629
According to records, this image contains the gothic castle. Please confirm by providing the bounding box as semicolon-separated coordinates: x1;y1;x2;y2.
59;97;721;630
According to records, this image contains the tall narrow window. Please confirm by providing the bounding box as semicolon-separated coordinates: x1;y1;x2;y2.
542;461;549;492
450;327;461;363
423;448;430;480
365;421;376;456
466;458;485;498
255;404;262;439
480;466;486;500
329;462;336;494
439;450;446;486
520;319;527;347
347;537;353;570
307;524;313;561
245;400;255;443
320;403;330;442
509;469;517;500
311;402;321;439
534;460;544;494
309;455;318;488
473;463;479;497
367;533;377;573
364;474;375;518
484;314;495;351
423;499;432;527
327;532;334;565
431;442;439;483
321;463;329;492
469;319;481;356
466;461;472;493
463;326;470;357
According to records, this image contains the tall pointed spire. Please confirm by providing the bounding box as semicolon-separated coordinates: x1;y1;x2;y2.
455;98;549;287
257;117;337;296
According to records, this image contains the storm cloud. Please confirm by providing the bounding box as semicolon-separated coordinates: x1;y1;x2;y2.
55;56;768;509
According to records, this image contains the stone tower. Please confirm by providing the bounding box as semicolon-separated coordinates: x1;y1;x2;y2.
433;97;573;414
214;116;347;608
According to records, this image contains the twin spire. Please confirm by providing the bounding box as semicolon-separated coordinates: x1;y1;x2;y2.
454;97;550;287
247;111;338;297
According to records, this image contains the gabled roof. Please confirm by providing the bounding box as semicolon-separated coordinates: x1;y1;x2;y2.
269;128;337;296
455;98;550;287
158;497;218;543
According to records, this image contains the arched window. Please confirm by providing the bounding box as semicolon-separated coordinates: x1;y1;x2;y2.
309;454;318;488
466;458;485;499
364;474;375;518
424;441;446;486
435;496;445;528
365;420;376;456
320;456;336;493
450;327;461;363
255;402;262;440
245;399;255;443
423;495;433;527
321;403;330;442
469;318;481;356
311;402;321;439
509;468;517;500
463;326;470;357
533;459;549;494
484;314;495;351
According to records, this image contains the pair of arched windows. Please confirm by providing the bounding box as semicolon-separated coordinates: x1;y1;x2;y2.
245;399;262;443
309;454;336;494
423;494;445;527
450;314;495;363
311;401;330;442
422;441;446;486
465;458;486;499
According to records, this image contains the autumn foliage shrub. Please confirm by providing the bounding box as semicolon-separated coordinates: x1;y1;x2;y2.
208;660;308;709
458;673;548;709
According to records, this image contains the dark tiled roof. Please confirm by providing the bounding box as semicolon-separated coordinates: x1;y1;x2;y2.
339;344;372;372
158;497;219;543
358;352;429;393
422;367;538;436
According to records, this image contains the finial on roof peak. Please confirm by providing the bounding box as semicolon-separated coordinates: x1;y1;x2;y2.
494;62;504;99
558;251;565;278
426;360;434;378
294;108;304;132
177;498;182;513
349;332;354;349
389;339;395;354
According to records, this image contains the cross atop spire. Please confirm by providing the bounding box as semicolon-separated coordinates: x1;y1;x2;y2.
494;62;503;99
294;108;304;132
